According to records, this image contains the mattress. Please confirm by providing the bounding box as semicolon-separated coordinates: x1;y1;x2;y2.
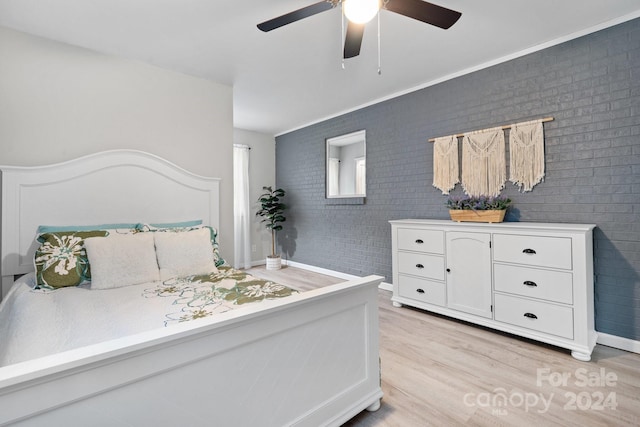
0;267;297;367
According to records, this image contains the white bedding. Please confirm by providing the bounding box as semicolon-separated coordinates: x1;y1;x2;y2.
0;269;296;367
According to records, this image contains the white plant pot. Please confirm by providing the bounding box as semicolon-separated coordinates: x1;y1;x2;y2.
266;255;282;270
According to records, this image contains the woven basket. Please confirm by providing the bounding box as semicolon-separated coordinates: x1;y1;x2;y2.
449;209;506;223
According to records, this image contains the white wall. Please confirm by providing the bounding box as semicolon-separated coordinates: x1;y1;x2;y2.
233;128;276;264
0;27;235;263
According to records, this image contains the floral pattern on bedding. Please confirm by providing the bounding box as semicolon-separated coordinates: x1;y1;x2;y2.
143;266;297;325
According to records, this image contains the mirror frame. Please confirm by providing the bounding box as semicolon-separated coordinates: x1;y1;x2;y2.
325;130;366;204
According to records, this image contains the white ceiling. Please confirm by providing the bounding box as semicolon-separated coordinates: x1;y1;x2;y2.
1;1;640;135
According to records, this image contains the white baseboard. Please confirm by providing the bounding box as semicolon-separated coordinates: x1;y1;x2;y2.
597;332;640;354
232;259;266;269
377;282;393;292
284;260;393;291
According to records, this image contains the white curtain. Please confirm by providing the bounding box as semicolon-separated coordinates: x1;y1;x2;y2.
233;144;251;269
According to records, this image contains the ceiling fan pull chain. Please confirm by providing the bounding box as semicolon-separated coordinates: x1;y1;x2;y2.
378;0;390;74
377;9;381;75
341;1;346;69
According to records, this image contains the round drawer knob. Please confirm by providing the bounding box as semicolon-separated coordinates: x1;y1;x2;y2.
415;264;424;269
415;239;424;244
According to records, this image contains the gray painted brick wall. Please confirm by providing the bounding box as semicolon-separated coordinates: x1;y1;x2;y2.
276;18;640;341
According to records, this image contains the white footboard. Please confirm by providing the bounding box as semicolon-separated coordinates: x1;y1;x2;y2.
0;275;383;427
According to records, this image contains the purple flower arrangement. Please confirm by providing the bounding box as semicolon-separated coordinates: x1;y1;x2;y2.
446;195;511;211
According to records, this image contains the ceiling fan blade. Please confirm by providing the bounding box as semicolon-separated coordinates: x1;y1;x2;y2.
343;21;365;58
257;1;334;32
385;0;461;29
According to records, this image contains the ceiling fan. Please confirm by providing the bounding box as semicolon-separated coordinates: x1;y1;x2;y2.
257;0;462;59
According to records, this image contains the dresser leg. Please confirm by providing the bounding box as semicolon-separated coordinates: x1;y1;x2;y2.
392;301;402;308
366;399;381;412
571;350;592;362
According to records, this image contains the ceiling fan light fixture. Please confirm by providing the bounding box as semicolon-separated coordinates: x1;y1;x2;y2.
343;0;380;24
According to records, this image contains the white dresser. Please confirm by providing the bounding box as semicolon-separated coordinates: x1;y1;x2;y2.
390;219;597;361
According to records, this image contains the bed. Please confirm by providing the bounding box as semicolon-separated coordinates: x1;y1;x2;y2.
0;150;383;426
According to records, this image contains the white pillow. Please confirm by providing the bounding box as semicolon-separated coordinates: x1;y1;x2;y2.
84;233;160;289
154;227;218;281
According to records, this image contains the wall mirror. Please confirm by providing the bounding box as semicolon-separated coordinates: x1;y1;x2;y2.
326;130;366;199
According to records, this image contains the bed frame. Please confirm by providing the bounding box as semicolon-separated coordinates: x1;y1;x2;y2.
0;150;383;426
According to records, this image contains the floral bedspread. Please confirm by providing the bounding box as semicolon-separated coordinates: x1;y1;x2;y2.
143;266;298;325
0;268;297;366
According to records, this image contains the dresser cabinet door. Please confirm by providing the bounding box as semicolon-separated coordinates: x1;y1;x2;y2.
446;232;492;318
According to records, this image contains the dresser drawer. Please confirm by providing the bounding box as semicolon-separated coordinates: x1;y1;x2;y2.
493;234;572;270
398;252;445;280
494;264;573;304
397;228;444;254
398;275;446;307
494;294;574;339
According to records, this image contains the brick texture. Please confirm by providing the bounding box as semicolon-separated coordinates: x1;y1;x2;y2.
276;18;640;341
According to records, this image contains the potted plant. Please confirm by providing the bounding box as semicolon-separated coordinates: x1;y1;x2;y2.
446;195;511;223
256;186;287;270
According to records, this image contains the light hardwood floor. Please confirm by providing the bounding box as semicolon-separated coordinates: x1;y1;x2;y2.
246;265;640;427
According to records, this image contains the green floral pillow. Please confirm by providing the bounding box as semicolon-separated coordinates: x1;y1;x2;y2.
34;230;109;290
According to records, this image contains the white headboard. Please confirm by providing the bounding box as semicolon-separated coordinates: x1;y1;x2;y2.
1;150;220;297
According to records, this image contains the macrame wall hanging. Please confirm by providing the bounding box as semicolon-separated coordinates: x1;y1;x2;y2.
509;119;545;192
461;127;506;197
432;135;459;195
429;117;552;196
